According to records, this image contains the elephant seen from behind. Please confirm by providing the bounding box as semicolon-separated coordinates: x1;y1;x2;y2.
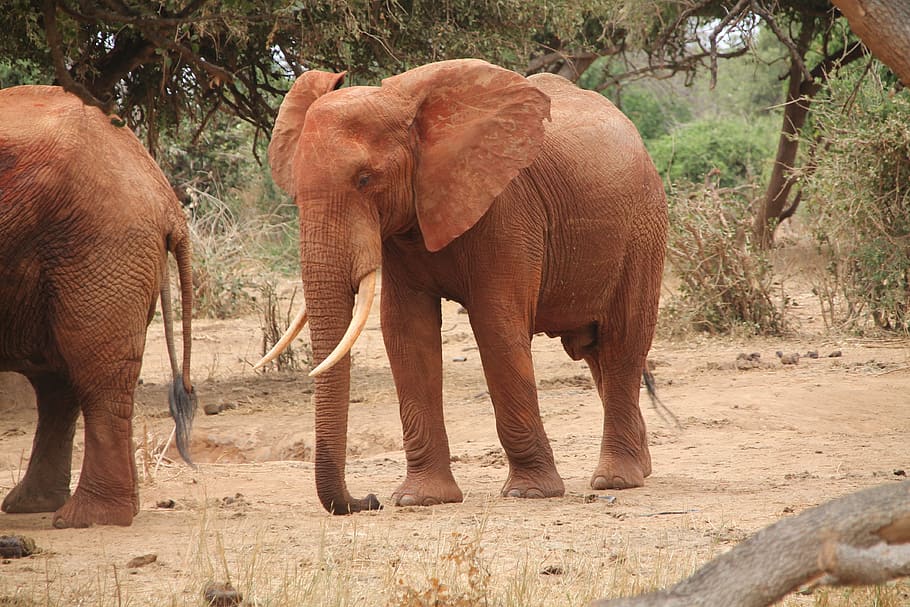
258;59;668;514
0;85;197;528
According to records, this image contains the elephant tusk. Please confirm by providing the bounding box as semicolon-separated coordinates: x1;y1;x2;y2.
309;271;377;378
253;304;309;370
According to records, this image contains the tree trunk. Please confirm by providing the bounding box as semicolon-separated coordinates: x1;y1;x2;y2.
592;480;910;607
752;24;817;249
833;0;910;86
752;67;818;249
752;32;867;249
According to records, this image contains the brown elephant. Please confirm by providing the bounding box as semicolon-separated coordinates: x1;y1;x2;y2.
0;85;197;528
258;59;667;514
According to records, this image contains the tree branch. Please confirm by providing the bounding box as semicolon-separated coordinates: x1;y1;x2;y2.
592;481;910;607
751;0;814;83
42;0;115;113
708;0;750;88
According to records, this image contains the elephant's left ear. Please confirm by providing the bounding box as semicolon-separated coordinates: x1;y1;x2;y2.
270;70;346;195
382;59;551;252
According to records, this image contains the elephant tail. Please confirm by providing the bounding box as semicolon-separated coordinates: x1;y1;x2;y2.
161;231;198;467
642;362;680;429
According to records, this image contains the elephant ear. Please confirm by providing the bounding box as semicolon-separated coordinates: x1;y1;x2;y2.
269;70;346;194
382;59;551;252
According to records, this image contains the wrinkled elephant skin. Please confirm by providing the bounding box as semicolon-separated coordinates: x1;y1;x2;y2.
0;85;197;528
266;59;668;514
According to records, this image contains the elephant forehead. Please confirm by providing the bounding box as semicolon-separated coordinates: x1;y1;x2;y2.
305;91;406;145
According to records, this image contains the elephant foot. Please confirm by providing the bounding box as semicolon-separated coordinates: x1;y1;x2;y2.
392;475;464;507
590;450;651;490
500;468;565;499
51;488;135;528
1;482;70;514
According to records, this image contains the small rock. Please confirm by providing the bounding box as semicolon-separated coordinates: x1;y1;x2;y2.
203;581;243;607
127;553;157;568
805;350;819;359
828;350;843;358
895;469;907;477
775;351;784;358
780;353;800;365
203;403;224;415
452;356;467;362
457;306;468;314
583;494;617;504
0;535;36;558
156;499;176;509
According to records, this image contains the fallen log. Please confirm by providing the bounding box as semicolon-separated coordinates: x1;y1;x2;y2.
592;480;910;607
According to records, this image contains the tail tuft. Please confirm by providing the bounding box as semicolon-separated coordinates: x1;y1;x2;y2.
168;379;198;468
642;366;681;429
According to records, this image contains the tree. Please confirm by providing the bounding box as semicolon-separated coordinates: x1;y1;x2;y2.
0;1;627;148
832;0;910;86
3;1;904;251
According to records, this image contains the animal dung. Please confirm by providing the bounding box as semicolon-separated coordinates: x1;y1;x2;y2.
0;535;37;558
126;553;157;568
203;581;243;607
776;352;800;365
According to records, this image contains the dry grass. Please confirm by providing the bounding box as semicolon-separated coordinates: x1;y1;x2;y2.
2;500;906;607
258;281;309;373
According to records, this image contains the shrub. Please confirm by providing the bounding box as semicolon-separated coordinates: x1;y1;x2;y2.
805;64;910;333
649;116;777;188
185;185;298;319
664;179;786;335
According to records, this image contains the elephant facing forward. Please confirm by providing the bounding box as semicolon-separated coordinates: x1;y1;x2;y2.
259;59;668;514
0;85;197;528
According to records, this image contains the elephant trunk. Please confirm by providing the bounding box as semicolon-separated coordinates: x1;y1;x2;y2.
301;236;381;515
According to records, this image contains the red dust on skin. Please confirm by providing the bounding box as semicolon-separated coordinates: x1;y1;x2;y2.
0;85;196;528
266;59;666;515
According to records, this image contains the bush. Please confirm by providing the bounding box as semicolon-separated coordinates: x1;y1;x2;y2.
664;179;786;335
185;184;298;319
805;64;910;333
649;116;777;188
610;87;692;141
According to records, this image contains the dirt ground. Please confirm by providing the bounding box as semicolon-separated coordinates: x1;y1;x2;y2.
1;268;909;606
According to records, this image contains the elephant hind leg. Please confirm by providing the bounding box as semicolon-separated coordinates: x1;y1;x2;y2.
582;343;651;491
2;372;79;514
52;373;139;528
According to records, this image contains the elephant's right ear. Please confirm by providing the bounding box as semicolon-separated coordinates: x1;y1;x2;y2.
269;70;346;195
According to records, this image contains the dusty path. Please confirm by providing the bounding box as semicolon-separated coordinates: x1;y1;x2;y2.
1;292;908;606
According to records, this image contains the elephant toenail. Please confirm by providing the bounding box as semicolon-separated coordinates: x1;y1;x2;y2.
397;494;419;507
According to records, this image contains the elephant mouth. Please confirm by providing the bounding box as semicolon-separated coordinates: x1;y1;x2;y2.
254;270;377;376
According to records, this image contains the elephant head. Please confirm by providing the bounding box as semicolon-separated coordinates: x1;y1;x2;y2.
258;59;550;514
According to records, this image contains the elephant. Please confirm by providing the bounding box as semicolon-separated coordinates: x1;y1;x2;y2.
0;85;197;528
257;59;667;514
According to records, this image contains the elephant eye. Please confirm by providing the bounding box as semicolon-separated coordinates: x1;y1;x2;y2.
356;172;372;190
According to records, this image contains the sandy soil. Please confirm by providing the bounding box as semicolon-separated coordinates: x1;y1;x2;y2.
1;276;908;606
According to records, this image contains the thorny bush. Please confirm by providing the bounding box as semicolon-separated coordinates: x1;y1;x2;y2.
664;178;786;336
805;63;910;333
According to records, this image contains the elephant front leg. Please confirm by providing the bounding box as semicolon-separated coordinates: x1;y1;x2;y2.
472;317;564;499
2;373;79;514
382;281;462;507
